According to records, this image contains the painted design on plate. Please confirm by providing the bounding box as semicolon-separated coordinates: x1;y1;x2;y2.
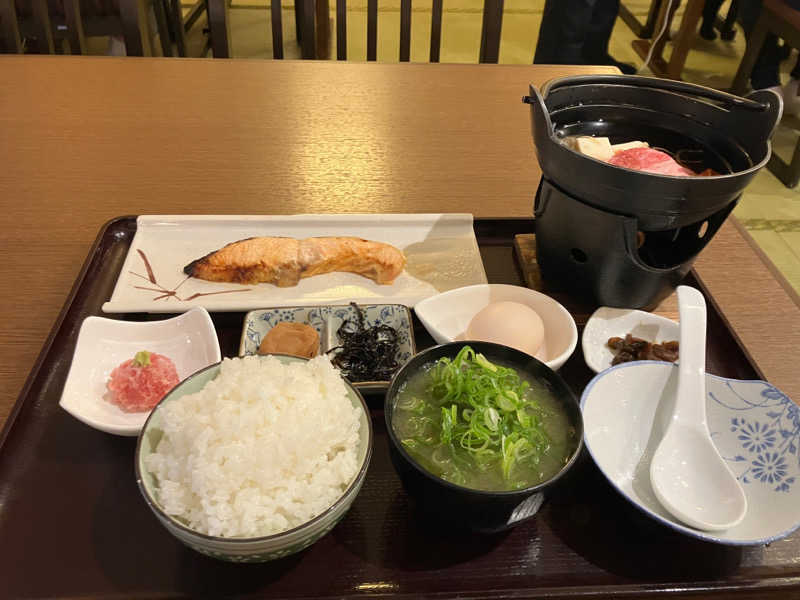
185;519;339;563
130;249;252;302
710;381;800;493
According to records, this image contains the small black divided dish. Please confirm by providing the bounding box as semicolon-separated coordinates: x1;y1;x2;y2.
384;341;583;534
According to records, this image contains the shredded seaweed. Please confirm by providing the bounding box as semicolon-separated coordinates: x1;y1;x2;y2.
328;303;399;382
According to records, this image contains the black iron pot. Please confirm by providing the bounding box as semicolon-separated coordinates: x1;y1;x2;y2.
523;75;781;308
526;75;781;230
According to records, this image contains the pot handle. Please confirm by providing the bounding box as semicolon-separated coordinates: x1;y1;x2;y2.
745;88;783;140
540;74;770;112
522;84;554;143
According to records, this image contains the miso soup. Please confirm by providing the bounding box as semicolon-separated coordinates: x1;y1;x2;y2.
391;346;577;492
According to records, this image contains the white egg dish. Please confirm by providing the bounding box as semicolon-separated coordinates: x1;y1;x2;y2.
413;284;578;371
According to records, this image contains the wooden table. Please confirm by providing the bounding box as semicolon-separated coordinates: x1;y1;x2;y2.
1;56;799;431
1;56;800;598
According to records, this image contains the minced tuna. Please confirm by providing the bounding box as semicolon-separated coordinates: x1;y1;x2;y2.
107;351;179;412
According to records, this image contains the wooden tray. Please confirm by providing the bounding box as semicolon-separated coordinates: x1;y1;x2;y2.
1;217;798;599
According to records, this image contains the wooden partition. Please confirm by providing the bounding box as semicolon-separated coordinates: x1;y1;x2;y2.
265;0;505;63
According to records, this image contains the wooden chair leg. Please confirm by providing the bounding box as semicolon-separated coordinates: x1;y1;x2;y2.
183;0;205;31
399;0;411;61
720;0;738;41
300;0;314;58
731;12;770;96
32;0;55;53
295;0;303;42
430;0;442;62
0;0;22;53
336;0;346;60
315;0;329;59
619;0;663;39
479;0;504;63
768;138;800;188
169;0;187;56
665;0;704;79
152;0;173;56
62;0;86;54
632;0;680;77
118;0;152;55
207;0;231;57
785;141;800;188
271;0;284;58
652;0;678;62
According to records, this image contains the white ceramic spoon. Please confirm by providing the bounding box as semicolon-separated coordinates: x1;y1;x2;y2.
649;285;748;531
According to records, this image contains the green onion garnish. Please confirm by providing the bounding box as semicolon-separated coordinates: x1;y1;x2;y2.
400;345;551;488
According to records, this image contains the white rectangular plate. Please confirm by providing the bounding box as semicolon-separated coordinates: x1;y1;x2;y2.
102;214;488;313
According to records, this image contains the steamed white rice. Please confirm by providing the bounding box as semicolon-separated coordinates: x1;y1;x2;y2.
144;354;361;538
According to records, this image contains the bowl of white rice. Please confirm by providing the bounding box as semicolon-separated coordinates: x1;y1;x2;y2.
135;353;372;562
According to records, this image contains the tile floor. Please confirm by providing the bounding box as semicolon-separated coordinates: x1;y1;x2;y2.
96;0;800;293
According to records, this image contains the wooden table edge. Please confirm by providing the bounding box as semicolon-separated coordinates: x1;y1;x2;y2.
693;216;800;401
730;216;800;309
0;54;621;71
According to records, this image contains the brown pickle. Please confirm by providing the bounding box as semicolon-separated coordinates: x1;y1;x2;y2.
607;334;679;366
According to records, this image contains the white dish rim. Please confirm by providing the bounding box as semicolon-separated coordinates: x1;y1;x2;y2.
413;283;578;370
581;306;679;374
580;360;800;546
101;213;488;313
58;307;221;436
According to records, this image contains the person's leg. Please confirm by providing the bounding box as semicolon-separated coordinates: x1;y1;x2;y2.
737;0;782;89
581;0;636;73
582;0;617;60
749;33;783;89
786;53;800;85
534;0;596;64
737;0;761;34
781;5;800;112
782;53;800;112
786;3;800;81
700;0;724;40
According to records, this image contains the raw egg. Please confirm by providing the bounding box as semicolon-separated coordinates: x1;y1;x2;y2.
465;301;545;357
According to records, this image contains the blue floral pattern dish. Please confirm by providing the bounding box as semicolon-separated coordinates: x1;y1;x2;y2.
710;380;799;494
581;361;800;545
240;304;416;393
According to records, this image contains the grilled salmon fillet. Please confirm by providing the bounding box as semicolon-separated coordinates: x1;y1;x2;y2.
183;236;406;286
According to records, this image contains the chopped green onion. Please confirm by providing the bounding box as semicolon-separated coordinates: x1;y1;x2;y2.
407;345;551;486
